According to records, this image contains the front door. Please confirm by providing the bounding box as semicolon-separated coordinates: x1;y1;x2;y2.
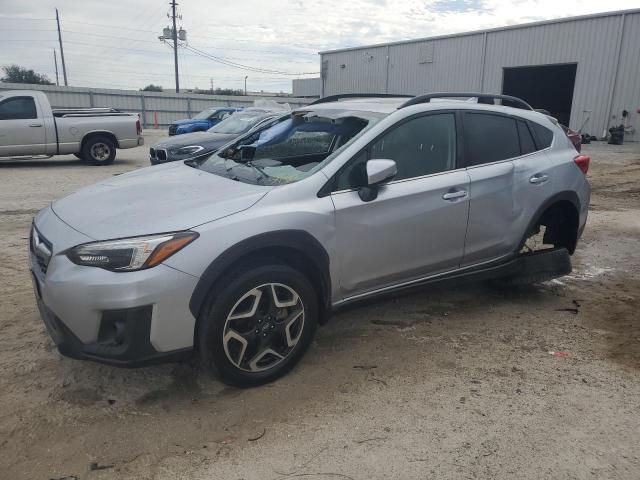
330;112;470;299
0;96;46;156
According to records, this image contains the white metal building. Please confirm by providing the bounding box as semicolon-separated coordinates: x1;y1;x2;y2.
319;9;640;140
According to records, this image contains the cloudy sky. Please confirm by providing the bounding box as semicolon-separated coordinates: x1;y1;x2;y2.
0;0;637;93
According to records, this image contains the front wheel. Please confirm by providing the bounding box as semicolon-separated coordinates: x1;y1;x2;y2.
81;136;116;165
197;264;318;387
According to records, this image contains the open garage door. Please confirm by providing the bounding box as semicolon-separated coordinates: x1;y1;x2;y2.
502;64;577;126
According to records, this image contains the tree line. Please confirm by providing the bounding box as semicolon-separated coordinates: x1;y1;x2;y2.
1;65;246;96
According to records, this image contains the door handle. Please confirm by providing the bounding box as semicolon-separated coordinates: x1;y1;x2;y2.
442;190;467;200
29;123;43;127
529;174;549;184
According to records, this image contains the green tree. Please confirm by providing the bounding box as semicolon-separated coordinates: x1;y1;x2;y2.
193;87;244;96
1;64;54;85
141;84;163;92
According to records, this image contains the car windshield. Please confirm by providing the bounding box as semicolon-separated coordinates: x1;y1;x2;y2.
208;112;268;134
192;109;384;186
193;109;216;120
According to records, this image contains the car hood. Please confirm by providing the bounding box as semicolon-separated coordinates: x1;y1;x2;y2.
153;131;237;150
51;162;268;240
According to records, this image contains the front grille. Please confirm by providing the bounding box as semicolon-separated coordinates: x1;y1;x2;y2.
156;149;167;161
30;226;52;276
149;147;156;159
168;125;177;135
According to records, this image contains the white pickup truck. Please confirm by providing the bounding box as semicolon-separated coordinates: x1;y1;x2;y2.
0;90;143;165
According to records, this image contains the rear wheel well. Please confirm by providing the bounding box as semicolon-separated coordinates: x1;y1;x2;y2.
194;246;330;345
524;200;579;254
81;131;119;149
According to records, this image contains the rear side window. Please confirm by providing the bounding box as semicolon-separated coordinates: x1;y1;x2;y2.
0;96;37;120
529;122;554;149
517;120;537;155
463;113;520;166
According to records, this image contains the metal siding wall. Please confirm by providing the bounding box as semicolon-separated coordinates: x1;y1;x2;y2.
322;46;388;94
483;15;623;134
388;34;484;94
0;83;312;127
610;13;640;141
321;12;639;138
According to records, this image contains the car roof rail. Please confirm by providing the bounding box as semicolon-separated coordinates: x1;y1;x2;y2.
398;92;533;111
308;93;413;106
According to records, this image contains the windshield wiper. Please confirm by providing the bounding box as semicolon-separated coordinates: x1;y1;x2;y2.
245;161;271;181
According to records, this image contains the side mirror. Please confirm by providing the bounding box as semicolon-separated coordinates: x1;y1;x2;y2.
358;159;397;202
366;159;397;185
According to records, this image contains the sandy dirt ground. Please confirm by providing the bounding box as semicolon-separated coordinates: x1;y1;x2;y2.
0;133;638;480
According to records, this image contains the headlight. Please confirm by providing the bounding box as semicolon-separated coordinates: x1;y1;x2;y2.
173;145;205;155
66;232;198;272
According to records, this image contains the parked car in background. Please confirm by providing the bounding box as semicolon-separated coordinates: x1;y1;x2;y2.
150;108;284;165
168;107;238;135
30;93;590;387
0;90;143;165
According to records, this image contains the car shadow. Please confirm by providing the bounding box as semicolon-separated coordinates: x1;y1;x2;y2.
0;157;138;168
0;158;82;167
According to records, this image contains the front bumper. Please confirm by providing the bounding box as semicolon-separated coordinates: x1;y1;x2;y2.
30;209;200;366
34;293;190;366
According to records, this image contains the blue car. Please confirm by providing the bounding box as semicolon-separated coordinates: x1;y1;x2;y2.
168;107;239;135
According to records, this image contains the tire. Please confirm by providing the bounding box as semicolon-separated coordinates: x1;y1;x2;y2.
197;263;319;387
81;135;116;165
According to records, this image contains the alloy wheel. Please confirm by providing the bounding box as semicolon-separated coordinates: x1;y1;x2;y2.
222;283;305;372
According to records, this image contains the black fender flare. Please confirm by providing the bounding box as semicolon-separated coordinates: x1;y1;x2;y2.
517;190;581;253
188;229;331;322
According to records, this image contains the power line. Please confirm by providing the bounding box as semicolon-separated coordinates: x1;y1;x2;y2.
0;16;55;21
185;45;319;76
2;44;312;79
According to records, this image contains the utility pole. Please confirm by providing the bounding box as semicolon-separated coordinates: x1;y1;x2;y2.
210;77;214;94
53;49;59;86
244;75;248;95
171;0;179;93
55;8;68;86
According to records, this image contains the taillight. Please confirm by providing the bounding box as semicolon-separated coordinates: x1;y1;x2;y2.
574;155;590;174
136;118;142;135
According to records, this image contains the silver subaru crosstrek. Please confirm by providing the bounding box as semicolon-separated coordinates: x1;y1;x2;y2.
30;93;590;386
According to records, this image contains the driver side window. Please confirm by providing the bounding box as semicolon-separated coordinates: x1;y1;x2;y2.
333;113;457;191
0;96;37;120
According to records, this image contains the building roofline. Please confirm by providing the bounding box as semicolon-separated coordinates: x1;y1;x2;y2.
319;8;640;55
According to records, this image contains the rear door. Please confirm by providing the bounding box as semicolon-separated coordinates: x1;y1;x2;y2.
512;119;557;242
330;112;471;298
461;112;555;266
0;95;46;156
